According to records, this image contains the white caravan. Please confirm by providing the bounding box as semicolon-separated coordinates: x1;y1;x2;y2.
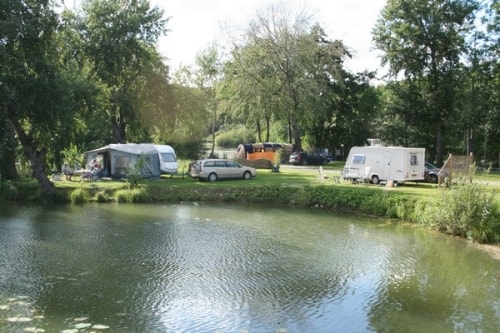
154;144;178;176
343;141;425;184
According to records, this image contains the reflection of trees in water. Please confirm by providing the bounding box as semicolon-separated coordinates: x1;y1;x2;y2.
2;203;499;332
366;232;500;332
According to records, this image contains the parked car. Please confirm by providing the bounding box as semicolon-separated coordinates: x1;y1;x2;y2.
424;162;441;183
289;152;326;165
320;153;335;162
189;159;257;182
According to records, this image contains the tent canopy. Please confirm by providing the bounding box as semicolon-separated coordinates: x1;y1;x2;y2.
85;143;161;179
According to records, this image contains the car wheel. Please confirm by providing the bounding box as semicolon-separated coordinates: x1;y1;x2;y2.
371;175;380;185
429;174;438;183
208;173;217;182
243;171;251;180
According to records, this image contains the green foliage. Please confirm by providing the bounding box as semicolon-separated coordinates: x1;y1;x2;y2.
0;181;19;201
274;148;284;166
126;157;145;189
70;188;90;204
373;0;481;164
176;160;191;178
224;5;351;150
384;194;418;221
415;184;499;243
0;180;46;201
80;0;169;143
169;139;206;160
61;143;84;168
94;191;110;203
215;126;256;147
114;187;152;203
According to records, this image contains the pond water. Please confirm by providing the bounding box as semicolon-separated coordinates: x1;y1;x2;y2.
0;202;499;333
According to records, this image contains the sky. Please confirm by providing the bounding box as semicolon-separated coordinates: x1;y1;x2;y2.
151;0;388;74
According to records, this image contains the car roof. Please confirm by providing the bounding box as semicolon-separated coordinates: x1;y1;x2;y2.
200;159;235;163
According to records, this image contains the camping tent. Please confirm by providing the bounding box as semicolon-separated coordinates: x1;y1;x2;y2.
84;143;161;179
235;142;295;163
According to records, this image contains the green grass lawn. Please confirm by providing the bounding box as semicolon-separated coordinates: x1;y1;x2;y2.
56;161;498;204
24;153;491;204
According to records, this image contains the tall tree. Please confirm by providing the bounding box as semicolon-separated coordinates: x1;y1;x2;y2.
227;4;349;150
0;0;77;197
195;45;222;158
80;0;168;143
460;0;499;164
373;0;478;165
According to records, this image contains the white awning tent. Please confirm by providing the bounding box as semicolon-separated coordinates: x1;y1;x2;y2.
84;143;161;179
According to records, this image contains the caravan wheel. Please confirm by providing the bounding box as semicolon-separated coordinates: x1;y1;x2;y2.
371;175;380;185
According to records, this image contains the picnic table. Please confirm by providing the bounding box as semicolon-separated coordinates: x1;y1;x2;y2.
74;168;94;181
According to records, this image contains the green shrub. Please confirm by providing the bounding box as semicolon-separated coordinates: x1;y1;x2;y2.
114;189;129;203
94;191;109;203
215;126;256;147
414;184;499;243
114;187;152;203
384;194;417;221
0;181;19;200
70;188;90;204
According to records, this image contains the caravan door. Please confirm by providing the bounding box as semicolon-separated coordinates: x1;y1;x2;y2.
382;149;391;180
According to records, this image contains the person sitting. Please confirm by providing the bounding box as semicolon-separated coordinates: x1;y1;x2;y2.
62;163;74;181
91;164;102;181
88;159;97;170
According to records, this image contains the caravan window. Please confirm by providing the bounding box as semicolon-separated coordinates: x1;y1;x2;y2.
410;154;419;166
115;156;131;168
160;152;176;162
352;154;365;164
114;156;131;174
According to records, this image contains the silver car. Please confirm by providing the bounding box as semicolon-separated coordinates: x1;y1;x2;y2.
190;159;257;182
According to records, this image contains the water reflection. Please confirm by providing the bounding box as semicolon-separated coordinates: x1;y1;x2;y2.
0;202;498;332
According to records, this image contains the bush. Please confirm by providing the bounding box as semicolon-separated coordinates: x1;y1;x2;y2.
114;187;152;203
414;184;499;243
94;191;110;203
170;139;206;160
70;188;90;204
0;181;19;200
215;126;256;147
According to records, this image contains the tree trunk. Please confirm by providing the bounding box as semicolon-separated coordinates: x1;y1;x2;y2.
111;112;126;144
0;119;20;180
210;107;216;158
265;115;270;142
256;120;262;142
291;113;302;151
3;104;55;197
435;119;443;166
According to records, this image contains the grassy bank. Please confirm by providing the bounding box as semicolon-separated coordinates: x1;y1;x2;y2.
1;164;499;243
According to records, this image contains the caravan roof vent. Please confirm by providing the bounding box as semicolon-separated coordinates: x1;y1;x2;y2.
367;139;383;147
